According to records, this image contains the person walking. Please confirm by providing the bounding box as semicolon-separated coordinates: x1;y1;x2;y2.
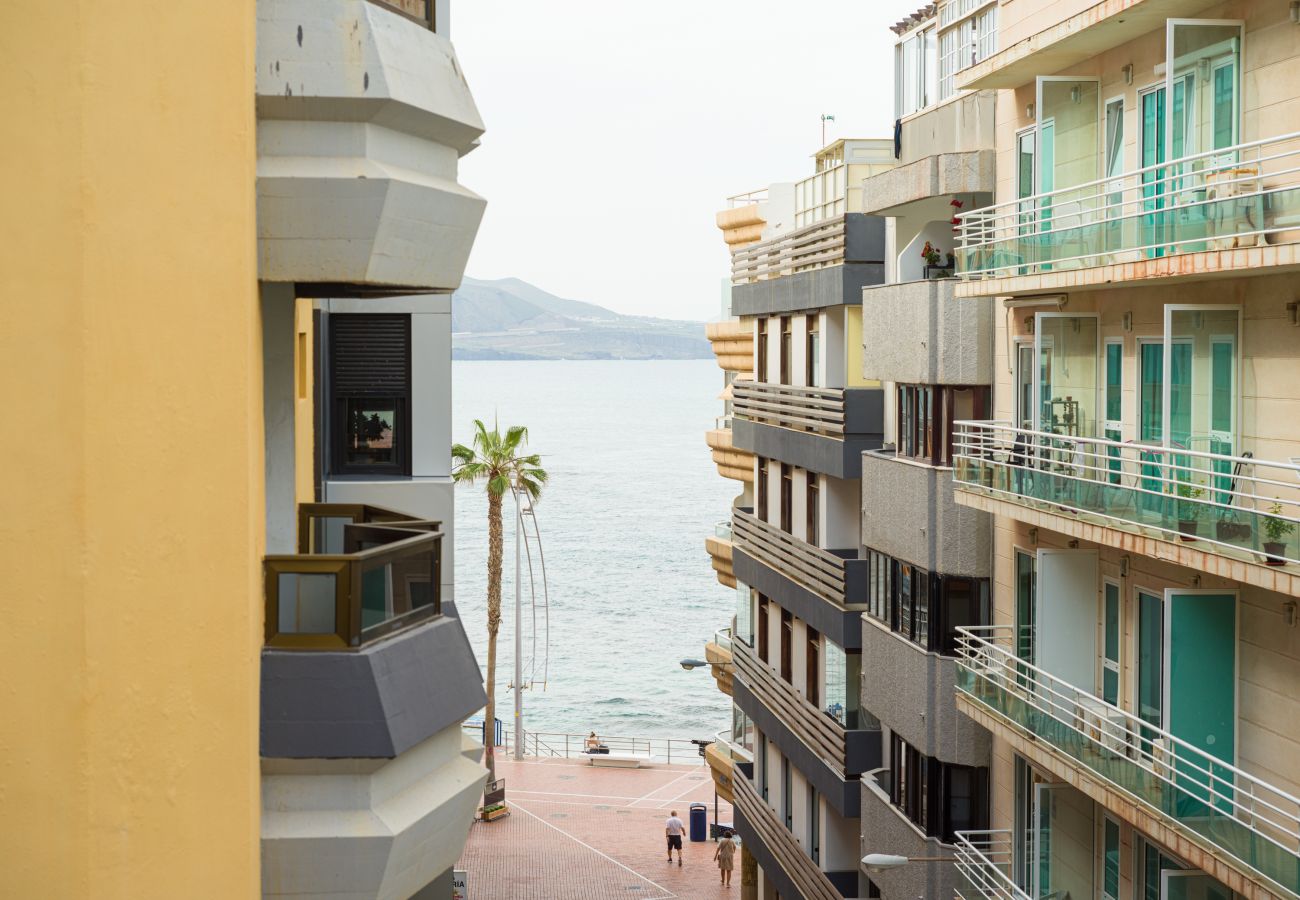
664;810;685;866
713;829;736;887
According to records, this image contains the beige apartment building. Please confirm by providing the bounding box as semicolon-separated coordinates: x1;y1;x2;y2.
946;1;1300;900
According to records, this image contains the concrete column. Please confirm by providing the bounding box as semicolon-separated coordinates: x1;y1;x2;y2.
741;845;758;900
261;282;298;554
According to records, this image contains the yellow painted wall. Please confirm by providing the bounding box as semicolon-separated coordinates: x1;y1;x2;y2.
844;306;881;388
0;2;261;897
295;298;316;508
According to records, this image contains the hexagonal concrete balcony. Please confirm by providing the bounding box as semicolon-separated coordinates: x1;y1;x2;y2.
256;0;486;290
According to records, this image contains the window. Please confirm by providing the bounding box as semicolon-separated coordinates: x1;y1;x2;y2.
735;582;754;646
1102;581;1121;706
759;734;768;799
1105;340;1123;425
731;706;754;755
329;314;411;475
868;550;893;623
890;734;989;841
806;476;819;546
1101;815;1121;900
756;458;768;522
782;756;793;829
779;316;792;384
779;607;793;682
1137;590;1164;732
938;1;997;102
866;548;988;654
897;384;989;465
1105;99;1125;180
808;786;820;864
806;626;820;709
1015;550;1036;664
780;464;793;533
896;26;935;117
756;319;768;382
757;594;770;663
806;321;820;388
823;640;862;728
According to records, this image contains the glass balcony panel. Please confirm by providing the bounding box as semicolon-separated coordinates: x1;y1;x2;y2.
953;421;1300;566
734;581;753;645
954;627;1300;893
956;132;1300;279
278;572;337;634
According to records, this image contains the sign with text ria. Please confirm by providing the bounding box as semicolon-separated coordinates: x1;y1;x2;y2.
452;870;469;900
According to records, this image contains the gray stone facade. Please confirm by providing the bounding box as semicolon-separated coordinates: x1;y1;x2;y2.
861;280;993;386
859;773;959;900
860;451;991;577
860;619;990;767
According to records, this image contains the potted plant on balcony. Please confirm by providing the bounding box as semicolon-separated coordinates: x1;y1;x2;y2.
1262;501;1295;566
1214;505;1252;544
921;241;951;280
1176;479;1205;540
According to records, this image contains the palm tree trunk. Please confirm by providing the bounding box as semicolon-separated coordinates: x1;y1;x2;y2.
484;489;504;783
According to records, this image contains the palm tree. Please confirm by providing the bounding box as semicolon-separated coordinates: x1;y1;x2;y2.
452;419;547;782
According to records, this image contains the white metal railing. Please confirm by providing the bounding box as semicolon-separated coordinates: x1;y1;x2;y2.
952;420;1300;566
954;830;1031;900
731;215;847;285
715;413;734;431
498;730;708;765
956;131;1300;279
727;188;768;208
955;626;1300;890
711;625;733;653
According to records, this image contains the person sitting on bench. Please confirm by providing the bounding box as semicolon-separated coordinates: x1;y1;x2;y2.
584;731;609;754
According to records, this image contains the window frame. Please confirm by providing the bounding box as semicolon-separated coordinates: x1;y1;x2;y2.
328;313;412;477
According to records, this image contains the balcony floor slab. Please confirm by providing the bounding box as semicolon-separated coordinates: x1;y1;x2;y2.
955;241;1300;300
954;486;1300;599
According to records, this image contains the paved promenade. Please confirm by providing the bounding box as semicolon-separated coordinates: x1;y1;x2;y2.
458;756;736;899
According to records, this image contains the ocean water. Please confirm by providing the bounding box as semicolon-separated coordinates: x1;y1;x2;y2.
451;359;737;743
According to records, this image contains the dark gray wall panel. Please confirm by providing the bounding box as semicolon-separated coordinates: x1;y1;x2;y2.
732;416;882;479
262;614;487;759
733;548;863;650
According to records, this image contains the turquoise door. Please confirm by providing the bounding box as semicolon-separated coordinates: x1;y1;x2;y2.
1166;590;1236;818
1141;88;1167;258
1139;342;1165;519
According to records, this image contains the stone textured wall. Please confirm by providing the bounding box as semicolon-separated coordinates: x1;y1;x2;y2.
862;280;993;386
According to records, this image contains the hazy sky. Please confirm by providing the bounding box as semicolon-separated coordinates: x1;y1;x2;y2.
453;1;922;321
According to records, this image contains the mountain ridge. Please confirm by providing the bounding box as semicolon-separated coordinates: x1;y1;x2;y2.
451;276;712;361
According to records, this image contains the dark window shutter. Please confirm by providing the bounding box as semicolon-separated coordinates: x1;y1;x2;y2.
330;314;410;396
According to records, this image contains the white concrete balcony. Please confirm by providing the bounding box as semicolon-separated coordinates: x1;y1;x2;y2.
954;131;1300;298
256;0;486;290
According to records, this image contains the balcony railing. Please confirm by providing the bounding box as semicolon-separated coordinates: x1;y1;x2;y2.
953;830;1031;900
733;381;852;437
953;420;1300;567
733;763;846;900
955;625;1300;893
265;503;442;650
956;131;1300;279
712;625;734;653
731;215;847;285
732;508;857;608
734;640;856;774
714;519;733;540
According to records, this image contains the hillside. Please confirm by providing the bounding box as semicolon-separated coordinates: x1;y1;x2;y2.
451;276;712;360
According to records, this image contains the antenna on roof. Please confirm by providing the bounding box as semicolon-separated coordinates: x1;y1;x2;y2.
821;113;836;147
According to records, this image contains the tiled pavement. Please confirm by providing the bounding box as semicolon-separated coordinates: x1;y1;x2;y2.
458;757;737;899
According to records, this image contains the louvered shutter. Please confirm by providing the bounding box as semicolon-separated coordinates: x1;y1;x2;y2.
330;314;410;397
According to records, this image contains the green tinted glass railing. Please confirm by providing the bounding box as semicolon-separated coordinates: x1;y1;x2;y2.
954;627;1300;895
952;421;1300;568
956;132;1300;279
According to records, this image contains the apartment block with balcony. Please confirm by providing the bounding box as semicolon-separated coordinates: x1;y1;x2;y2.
716;144;894;900
853;6;1002;899
949;3;1300;899
6;2;486;897
256;1;488;897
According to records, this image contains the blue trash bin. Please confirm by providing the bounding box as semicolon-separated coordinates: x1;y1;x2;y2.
689;803;707;842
